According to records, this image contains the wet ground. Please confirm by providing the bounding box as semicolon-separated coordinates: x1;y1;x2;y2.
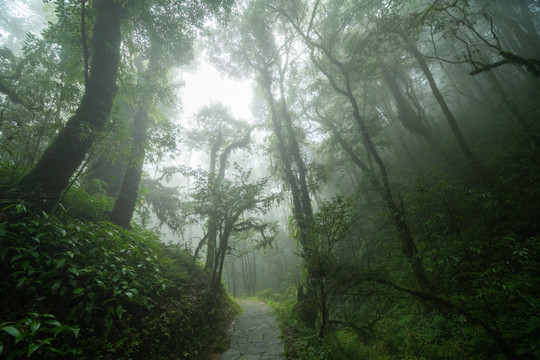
220;299;285;360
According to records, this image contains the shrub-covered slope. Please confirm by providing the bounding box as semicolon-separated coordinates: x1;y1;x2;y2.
0;208;235;359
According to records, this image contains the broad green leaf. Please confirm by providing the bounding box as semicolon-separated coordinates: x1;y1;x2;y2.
16;277;26;288
73;287;85;295
28;343;40;357
44;320;61;327
52;325;67;338
30;319;41;334
10;253;25;263
2;325;21;338
55;257;66;269
116;305;123;319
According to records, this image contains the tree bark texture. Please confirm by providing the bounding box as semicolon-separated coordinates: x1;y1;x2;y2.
110;42;162;228
110;106;149;228
15;0;123;210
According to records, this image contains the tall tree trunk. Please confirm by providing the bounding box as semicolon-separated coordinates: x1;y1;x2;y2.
278;70;313;220
259;67;318;326
306;43;434;294
230;259;237;297
210;131;251;285
459;31;540;151
110;106;148;228
318;111;435;294
377;54;456;167
110;42;161;228
15;0;124;211
213;223;231;288
402;36;491;188
205;133;222;272
259;69;309;246
206;130;250;275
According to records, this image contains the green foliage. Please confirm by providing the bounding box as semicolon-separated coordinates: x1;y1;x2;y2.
60;185;115;221
258;287;332;360
0;313;81;359
0;207;235;359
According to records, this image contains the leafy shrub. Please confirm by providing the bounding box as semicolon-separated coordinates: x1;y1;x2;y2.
59;185;115;221
0;313;81;359
0;208;234;359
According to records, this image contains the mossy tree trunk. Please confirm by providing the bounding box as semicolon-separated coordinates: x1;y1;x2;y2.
110;40;162;229
15;0;124;211
110;106;149;228
259;67;318;327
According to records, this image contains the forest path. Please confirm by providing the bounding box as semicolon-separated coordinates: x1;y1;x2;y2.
220;299;285;360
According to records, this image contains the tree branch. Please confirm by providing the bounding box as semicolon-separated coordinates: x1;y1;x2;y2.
81;0;90;87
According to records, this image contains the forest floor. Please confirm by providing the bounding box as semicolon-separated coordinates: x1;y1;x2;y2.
219;299;285;360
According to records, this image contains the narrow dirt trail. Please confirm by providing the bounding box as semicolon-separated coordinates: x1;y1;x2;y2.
220;299;285;360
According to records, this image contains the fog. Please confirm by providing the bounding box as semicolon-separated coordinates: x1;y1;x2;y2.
1;0;538;358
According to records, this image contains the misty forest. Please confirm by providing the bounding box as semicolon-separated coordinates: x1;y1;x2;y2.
1;0;539;359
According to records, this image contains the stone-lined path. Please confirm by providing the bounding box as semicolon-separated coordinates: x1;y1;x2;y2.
220;299;285;360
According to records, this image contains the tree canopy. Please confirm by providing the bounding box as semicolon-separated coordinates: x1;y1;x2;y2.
1;0;539;359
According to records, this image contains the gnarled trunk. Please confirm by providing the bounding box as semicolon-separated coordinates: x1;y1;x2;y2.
15;0;124;211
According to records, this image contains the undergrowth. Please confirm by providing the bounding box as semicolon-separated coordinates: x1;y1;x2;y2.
256;287;517;360
0;202;234;359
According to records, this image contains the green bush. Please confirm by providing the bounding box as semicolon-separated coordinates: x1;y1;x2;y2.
0;208;234;359
59;185;115;221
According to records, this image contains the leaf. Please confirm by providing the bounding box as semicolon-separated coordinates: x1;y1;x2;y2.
10;253;25;263
70;327;80;339
28;343;40;357
72;287;84;295
116;305;123;319
2;325;21;338
44;320;61;327
30;319;41;334
55;257;66;269
52;279;61;291
52;325;67;338
0;341;3;355
16;277;26;288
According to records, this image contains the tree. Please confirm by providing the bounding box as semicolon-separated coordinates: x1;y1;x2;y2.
188;166;276;288
13;0;124;210
276;0;435;295
185;104;252;271
208;0;321;324
307;195;354;340
8;0;234;211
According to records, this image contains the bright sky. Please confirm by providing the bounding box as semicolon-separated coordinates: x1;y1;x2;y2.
163;58;256;174
177;60;254;124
